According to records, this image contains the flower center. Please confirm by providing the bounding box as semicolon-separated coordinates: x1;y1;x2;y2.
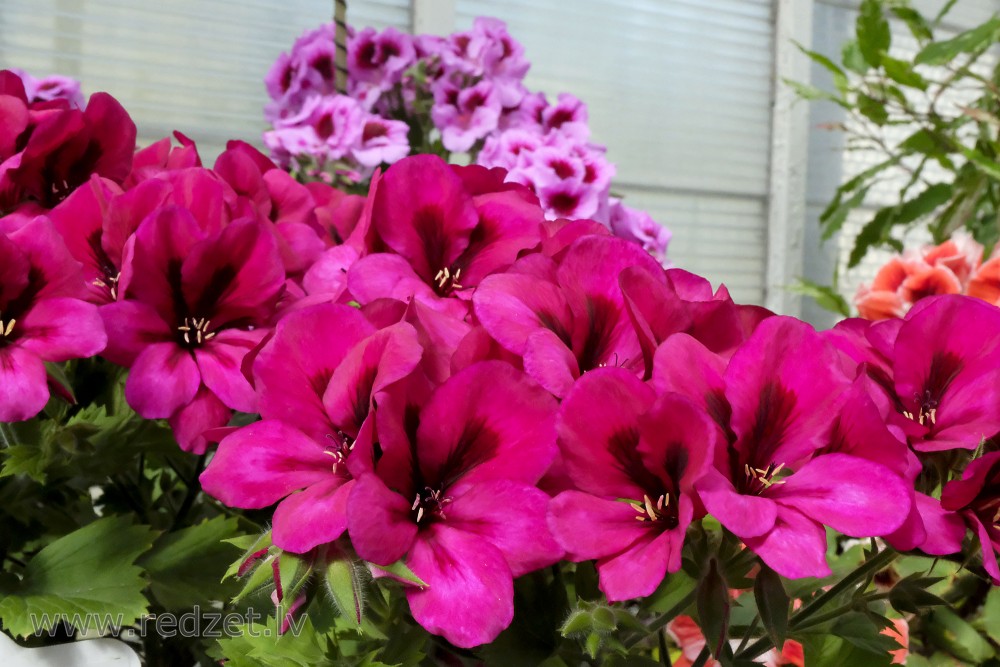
323;431;355;474
629;493;679;527
92;272;121;300
744;461;786;494
902;390;938;426
433;266;463;295
410;486;452;524
177;317;216;346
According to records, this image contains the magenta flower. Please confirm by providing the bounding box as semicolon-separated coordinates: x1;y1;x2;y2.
347;155;542;314
876;295;1000;452
474;234;663;397
347;361;561;647
655;317;912;578
0;217;106;420
200;303;422;552
100;207;284;451
548;368;715;601
348;27;416;90
542;93;590;141
9;68;85;109
941;452;1000;583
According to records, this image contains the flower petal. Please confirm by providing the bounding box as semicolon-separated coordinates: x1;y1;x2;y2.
18;297;107;360
199;419;333;508
0;346;48;421
405;524;514;648
273;478;352;553
195;328;265;412
125;342;200;418
743;506;831;579
346;473;418;566
168;386;231;454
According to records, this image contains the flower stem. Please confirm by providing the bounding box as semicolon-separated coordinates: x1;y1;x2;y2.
736;547;899;660
0;422;18;448
625;589;697;650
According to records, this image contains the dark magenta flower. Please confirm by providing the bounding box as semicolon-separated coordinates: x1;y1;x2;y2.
547;368;715;601
657;317;912;578
347;361;561;647
200;303;422;552
348;155;542;315
100;207;284;451
474;234;663;397
0;217;106;420
941;451;1000;583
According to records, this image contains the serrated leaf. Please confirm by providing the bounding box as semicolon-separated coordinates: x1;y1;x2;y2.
139;516;243;610
857;0;891;66
753;564;789;650
0;516;156;638
696;558;730;659
214;617;327;667
916;17;1000;65
224;530;274;580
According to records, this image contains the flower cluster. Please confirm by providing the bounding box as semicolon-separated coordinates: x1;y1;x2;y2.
4;66;999;658
262;19;670;262
855;230;1000;319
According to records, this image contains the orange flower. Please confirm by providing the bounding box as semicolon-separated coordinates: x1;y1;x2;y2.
880;617;909;665
968;256;1000;305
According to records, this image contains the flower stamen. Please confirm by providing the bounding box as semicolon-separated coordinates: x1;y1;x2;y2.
744;462;786;490
631;493;670;522
0;315;15;338
177;317;216;345
434;267;463;292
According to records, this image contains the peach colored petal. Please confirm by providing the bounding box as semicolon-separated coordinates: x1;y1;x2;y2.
968;256;1000;305
856;289;906;321
900;265;962;303
870;257;911;292
923;232;983;284
778;639;805;667
880;617;908;665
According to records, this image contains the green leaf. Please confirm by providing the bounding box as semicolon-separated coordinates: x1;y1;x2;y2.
820;185;870;239
849;208;896;268
959;146;1000;181
802;634;893;667
795;42;848;93
371;558;427;588
888;575;948;613
916;17;1000;65
890;6;934;42
881;55;928;90
841;40;869;74
214;617;329;667
0;516;156;638
926;607;995;663
783;78;843;105
857;0;891;66
753;564;790;650
857;93;889;125
696;558;730;659
831;613;899;655
139;516;243;610
896;183;953;224
788;279;852;317
324;558;366;628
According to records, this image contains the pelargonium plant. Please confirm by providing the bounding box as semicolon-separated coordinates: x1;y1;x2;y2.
3;57;1000;667
262;18;671;262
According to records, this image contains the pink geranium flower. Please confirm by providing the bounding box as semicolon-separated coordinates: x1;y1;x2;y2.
941;451;1000;583
474;234;663;397
431;80;502;153
100;208;285;451
347;361;561;648
200;303;422;552
548;368;715;601
0;217;106;420
656;318;911;578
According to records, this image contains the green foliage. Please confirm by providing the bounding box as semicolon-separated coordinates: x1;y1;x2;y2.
791;0;1000;308
0;516;156;638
